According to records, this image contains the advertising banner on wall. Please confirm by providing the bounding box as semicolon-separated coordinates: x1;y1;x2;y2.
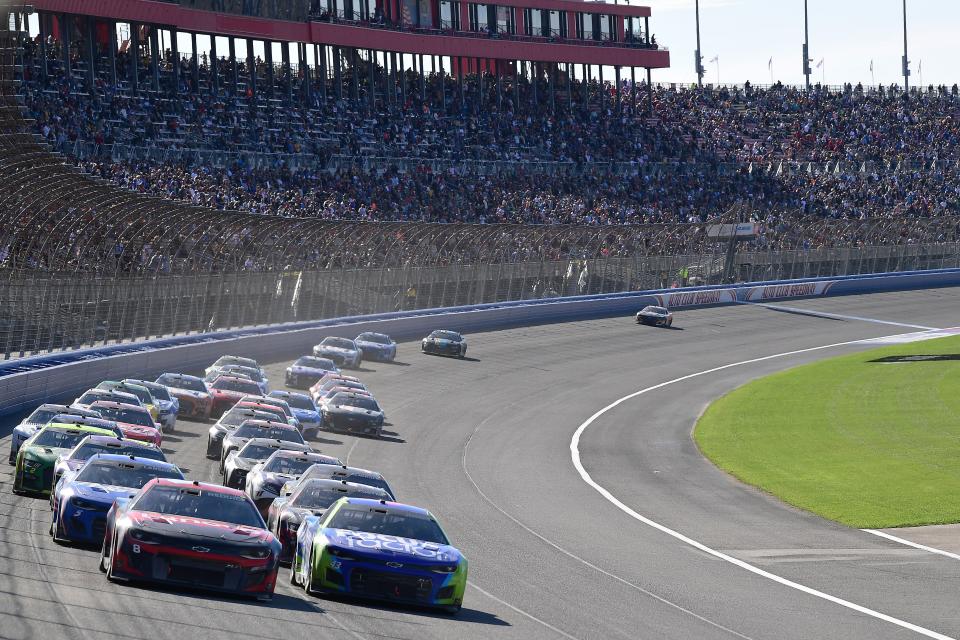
654;288;738;308
741;281;836;302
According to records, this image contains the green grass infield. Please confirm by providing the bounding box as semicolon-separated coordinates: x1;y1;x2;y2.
695;334;960;528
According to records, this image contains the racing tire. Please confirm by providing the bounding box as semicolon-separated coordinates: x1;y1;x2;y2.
443;605;462;616
304;550;320;596
205;438;219;460
98;537;109;573
289;562;300;586
51;513;69;544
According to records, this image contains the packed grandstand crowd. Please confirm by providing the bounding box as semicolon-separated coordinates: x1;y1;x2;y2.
15;38;960;236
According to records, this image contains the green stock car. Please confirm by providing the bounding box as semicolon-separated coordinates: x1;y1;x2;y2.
13;423;117;495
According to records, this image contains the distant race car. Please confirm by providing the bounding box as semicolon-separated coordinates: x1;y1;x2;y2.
313;379;369;404
205;355;265;380
155;373;212;420
222;438;313;490
9;404;102;464
280;463;396;500
313;337;363;369
100;478;281;600
219;420;306;473
52;435;167;493
247;450;342;517
237;396;300;430
269;391;322;434
205;407;280;459
421;330;467;358
89;402;162;447
320;393;385;437
72;388;141;412
636;305;674;327
205;365;270;395
310;373;362;398
13;423;117;495
96;381;160;422
266;478;390;563
127;380;179;431
354;332;397;363
285;356;340;389
51;453;183;545
208;376;265;417
291;497;467;613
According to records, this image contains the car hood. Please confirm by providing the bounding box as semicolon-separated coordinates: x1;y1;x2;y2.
287;366;328;375
118;423;159;438
358;341;393;350
170;388;208;398
73;482;140;502
131;512;271;544
327;406;381;419
291;408;320;421
22;446;64;463
324;528;462;562
318;346;356;355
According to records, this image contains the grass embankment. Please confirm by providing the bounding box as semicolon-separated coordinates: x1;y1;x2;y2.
695;335;960;528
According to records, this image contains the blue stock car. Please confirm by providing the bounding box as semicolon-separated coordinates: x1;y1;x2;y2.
51;454;183;545
354;333;397;363
291;497;467;614
269;390;322;433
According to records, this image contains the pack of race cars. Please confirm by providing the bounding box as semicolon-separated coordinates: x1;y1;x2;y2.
8;330;470;612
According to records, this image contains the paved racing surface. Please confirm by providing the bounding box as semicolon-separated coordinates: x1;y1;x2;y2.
0;288;959;640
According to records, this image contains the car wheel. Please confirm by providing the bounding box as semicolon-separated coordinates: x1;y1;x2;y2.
443;605;462;615
304;550;318;596
289;559;300;586
51;512;68;544
101;531;115;575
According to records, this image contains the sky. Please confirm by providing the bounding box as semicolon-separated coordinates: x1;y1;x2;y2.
644;0;958;88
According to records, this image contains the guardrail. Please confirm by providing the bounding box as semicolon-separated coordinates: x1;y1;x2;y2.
2;267;958;419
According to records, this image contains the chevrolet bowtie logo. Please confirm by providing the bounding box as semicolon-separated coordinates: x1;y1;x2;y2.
192;546;211;553
386;561;403;568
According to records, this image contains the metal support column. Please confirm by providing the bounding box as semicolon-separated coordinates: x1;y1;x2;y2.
171;28;179;90
419;54;426;103
85;16;96;89
351;48;360;101
210;36;219;94
229;37;237;93
646;67;652;115
264;40;274;98
440;55;447;111
457;57;465;109
496;63;502;111
149;26;160;91
318;44;327;101
548;63;555;112
301;43;312;105
130;21;139;93
190;32;199;90
398;53;406;106
282;42;292;103
333;46;342;99
567;63;572;110
513;60;519;111
582;63;588;104
614;66;621;111
107;21;116;87
531;62;538;108
477;59;483;112
246;39;256;95
368;49;376;110
630;66;636;105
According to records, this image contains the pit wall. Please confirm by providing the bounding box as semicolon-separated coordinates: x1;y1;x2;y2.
3;267;958;417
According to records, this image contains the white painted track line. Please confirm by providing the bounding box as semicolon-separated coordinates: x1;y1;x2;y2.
570;333;956;640
737;301;939;330
862;530;960;562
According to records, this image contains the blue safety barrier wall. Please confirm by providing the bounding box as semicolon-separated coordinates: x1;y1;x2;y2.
2;267;958;418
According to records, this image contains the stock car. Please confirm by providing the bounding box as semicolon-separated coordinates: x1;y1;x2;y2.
285;356;340;389
237;396;300;430
267;479;390;563
72;388;141;412
313;337;363;369
126;380;179;431
268;391;322;434
636;305;674;327
9;404;102;464
13;423;118;495
291;498;467;613
208;376;266;417
99;478;282;600
354;333;397;363
155;373;213;420
51;454;184;545
321;393;385;437
280;464;396;501
97;381;160;422
421;330;467;358
52;435;167;492
205;355;265;381
89;402;163;447
46;415;125;440
246;450;342;517
205;365;270;395
219;420;306;472
222;438;313;490
206;407;280;459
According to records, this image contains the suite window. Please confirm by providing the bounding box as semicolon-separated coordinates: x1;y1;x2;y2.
469;3;489;31
441;0;461;29
607;15;616;41
575;12;585;39
496;6;514;34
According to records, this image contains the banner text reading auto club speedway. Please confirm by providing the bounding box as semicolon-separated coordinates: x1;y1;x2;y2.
654;281;836;308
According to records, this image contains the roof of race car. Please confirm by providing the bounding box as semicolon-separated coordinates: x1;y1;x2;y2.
305;463;385;480
147;477;245;495
39;423;117;436
158;373;205;382
236;419;296;430
81;452;180;472
294;478;390;497
265;449;335;462
77;434;160;449
239;438;312;453
89;401;150;413
339;497;430;516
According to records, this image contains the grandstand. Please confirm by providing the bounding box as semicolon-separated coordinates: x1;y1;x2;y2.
0;1;960;358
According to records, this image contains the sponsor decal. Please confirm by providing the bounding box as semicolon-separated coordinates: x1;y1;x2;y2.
742;281;835;301
654;289;737;308
331;529;452;560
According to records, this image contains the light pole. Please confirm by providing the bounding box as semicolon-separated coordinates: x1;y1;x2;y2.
901;0;910;92
802;0;811;91
694;0;704;87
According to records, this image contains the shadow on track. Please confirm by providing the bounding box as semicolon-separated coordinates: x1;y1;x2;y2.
306;591;510;626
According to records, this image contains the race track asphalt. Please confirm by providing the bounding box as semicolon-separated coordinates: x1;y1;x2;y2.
0;287;958;640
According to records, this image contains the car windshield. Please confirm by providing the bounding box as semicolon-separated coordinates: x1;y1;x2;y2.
295;357;336;370
321;379;364;392
237;444;283;461
79;391;137;406
301;468;393;496
106;385;151;404
646;306;668;314
215;356;258;369
157;375;206;392
212;378;262;394
245;405;288;421
32;429;89;449
139;384;171;401
430;331;461;341
322;338;354;349
281;395;315;411
293;485;383;509
27;408;62;425
222;410;271;427
71;442;166;462
54;417;117;431
76;462;181;488
358;333;391;345
221;367;264;382
326;506;448;545
95;407;155;428
234;424;304;444
133;485;263;528
264;456;318;475
333;395;380;412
